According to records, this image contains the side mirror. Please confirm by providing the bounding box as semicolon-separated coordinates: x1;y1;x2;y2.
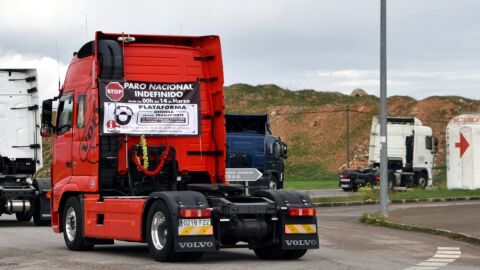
281;142;288;159
41;99;53;137
432;136;438;154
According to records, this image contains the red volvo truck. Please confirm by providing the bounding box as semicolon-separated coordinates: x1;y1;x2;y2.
40;32;318;261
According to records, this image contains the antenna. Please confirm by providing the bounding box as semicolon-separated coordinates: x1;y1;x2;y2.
84;14;89;42
55;38;61;90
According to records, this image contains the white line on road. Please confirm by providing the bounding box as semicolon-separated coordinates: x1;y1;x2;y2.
437;247;460;251
403;247;461;270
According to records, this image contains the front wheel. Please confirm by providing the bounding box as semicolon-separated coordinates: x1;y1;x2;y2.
146;200;203;262
416;173;428;189
62;196;94;251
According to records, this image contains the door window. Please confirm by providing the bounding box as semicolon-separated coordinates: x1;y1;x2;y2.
76;94;86;128
57;93;74;135
425;136;433;151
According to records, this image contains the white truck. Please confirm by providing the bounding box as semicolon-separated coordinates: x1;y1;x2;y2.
0;69;51;225
340;116;436;191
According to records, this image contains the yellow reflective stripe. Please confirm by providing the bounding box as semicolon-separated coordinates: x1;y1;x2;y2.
178;226;213;236
284;224;317;234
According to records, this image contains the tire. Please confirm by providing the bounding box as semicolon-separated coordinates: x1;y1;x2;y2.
269;177;278;190
342;188;351;192
62;196;94;251
15;212;32;222
146;200;203;262
282;249;308;260
33;198;50;226
388;173;395;191
416;173;428;189
254;244;284;260
254;244;308;260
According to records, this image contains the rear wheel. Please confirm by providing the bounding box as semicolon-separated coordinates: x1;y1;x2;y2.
146;200;203;262
388;173;395;190
416;173;428;189
254;244;308;260
15;212;32;222
33;198;50;226
62;196;94;251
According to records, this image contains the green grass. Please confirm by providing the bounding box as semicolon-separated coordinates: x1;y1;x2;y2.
284;162;339;190
285;179;338;190
390;188;480;200
313;188;480;203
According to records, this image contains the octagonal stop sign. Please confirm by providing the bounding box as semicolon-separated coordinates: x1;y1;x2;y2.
105;82;124;101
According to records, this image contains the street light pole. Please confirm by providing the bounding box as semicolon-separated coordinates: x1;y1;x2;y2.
379;0;389;217
346;104;350;168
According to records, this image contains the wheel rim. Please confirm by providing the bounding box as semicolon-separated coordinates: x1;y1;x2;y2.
65;207;77;242
269;181;277;190
419;177;427;187
151;211;167;250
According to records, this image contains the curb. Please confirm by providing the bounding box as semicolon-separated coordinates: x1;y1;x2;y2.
314;196;480;207
361;214;480;247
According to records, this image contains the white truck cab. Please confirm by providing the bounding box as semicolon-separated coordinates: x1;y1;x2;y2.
340;116;436;191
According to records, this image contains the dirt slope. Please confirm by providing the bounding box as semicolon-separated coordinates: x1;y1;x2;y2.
37;84;480;182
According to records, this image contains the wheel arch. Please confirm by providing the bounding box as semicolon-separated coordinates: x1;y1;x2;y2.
57;192;82;233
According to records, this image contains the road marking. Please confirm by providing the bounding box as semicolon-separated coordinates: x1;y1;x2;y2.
438;247;460;250
403;247;461;270
426;258;456;263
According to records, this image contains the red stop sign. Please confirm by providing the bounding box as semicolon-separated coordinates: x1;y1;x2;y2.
105;82;124;101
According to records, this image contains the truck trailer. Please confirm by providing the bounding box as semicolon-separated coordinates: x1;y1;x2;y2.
226;114;287;191
0;69;51;225
41;32;318;261
340;116;436;191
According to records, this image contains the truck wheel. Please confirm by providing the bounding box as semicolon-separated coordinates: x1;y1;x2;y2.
33;199;50;226
62;196;94;251
416;173;428;189
15;212;32;222
146;200;203;262
254;245;308;260
282;249;308;260
388;173;395;191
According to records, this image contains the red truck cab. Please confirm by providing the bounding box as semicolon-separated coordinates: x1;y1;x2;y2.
41;32;318;261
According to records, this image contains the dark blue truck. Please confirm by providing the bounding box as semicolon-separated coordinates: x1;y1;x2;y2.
226;114;287;191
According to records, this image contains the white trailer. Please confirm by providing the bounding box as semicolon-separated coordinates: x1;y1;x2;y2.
0;69;51;225
340;117;436;191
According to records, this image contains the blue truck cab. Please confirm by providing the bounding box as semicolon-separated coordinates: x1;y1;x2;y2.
226;114;287;190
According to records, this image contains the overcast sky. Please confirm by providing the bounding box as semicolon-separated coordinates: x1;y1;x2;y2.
1;0;480;101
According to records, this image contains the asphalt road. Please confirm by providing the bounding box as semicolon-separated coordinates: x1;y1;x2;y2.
0;201;479;270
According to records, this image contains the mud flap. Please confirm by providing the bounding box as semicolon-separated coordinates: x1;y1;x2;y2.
281;215;319;250
282;235;319;250
253;190;320;250
175;235;217;252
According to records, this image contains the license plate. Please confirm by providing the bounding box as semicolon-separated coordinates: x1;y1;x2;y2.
341;184;350;188
179;218;211;227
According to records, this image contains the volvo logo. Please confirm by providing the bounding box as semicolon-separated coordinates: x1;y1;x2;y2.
178;241;214;249
285;239;318;246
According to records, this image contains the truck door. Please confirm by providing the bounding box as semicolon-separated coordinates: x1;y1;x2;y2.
405;135;414;168
52;92;74;183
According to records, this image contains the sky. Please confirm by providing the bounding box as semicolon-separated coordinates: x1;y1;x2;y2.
1;0;480;101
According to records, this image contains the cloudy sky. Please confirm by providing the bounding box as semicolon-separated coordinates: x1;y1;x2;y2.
1;0;479;100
